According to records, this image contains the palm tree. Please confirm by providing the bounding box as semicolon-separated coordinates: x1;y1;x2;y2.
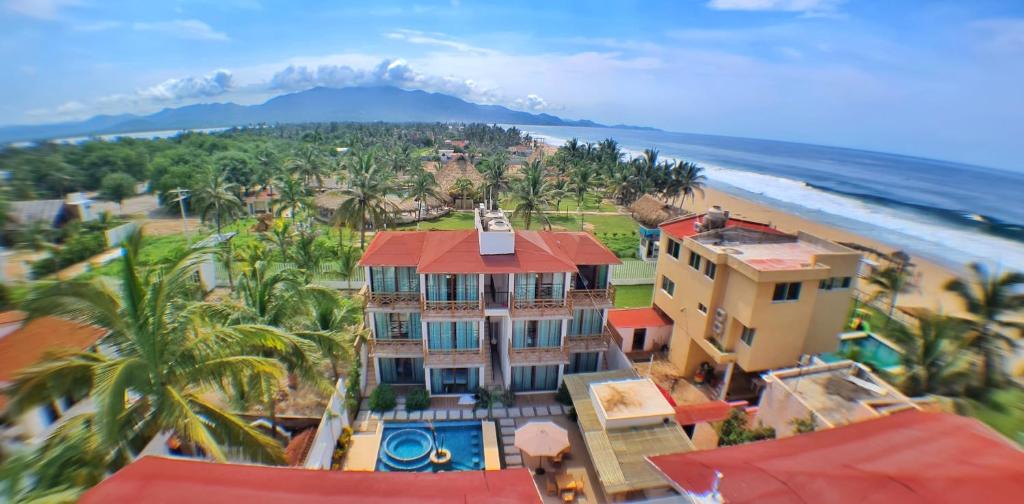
452;177;475;210
287;146;327;189
474;386;514;421
10;234;301;466
886;313;974;397
259;218;294;263
568;162;598;230
296;286;363;381
0;416;104;503
334;151;400;249
407;169;442;219
944;262;1024;390
866;263;915;320
478;152;511;210
671;161;707;208
272;175;311;223
509;160;554;230
192;170;243;237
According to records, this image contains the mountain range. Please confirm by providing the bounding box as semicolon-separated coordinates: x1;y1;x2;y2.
0;86;653;143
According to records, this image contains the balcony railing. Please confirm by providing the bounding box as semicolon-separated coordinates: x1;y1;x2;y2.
565;331;611;353
697;336;736;363
508;345;569;365
420;298;484;318
568;286;615;308
484;290;510;310
510;294;571;317
366;291;421;308
369;338;424;356
423;346;487;367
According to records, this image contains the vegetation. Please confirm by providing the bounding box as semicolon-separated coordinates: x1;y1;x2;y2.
885;313;974;397
98;172;137;211
333;152;400;248
406;388;431;411
614;285;654;308
718;409;776;446
369;383;398;412
790;414;817;434
474;386;515;420
865;262;915;320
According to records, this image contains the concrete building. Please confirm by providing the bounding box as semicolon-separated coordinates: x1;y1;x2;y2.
358;206;620;397
755;360;919;437
627;207;861;401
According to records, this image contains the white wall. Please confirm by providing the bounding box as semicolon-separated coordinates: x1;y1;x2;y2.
605;343;633;371
305;377;352;469
617;325;672;353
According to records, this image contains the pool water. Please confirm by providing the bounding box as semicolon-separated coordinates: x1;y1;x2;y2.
821;334;903;370
376;421;484;472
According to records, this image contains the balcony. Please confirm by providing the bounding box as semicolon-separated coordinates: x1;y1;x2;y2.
510;295;572;318
366;290;421;309
695;336;737;364
508;345;569;365
369;338;424;357
565;331;611;353
420;298;484;319
568;285;615;309
423;346;487;367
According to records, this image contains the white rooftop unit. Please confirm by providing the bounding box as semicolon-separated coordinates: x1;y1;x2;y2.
475;204;515;255
588;378;676;430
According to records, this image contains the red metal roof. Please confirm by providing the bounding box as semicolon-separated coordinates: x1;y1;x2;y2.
607;307;672;329
674;401;732;425
80;456;542;504
649;411;1024;504
660;214;778;241
360;230;619;274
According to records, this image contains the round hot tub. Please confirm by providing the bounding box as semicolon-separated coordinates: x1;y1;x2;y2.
382;429;435;468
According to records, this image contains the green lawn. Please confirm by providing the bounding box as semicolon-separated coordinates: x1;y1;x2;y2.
500;194;618;212
964;388;1024;444
397;211;476;230
613;284;653;308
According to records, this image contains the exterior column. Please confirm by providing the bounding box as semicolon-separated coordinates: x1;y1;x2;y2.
718;362;736;401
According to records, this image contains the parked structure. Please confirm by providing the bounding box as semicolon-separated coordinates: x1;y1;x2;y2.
358;206;620;396
7;192;96;230
756;360;919;437
615;206;862;401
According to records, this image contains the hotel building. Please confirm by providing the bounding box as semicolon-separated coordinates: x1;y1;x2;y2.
358;207;620;396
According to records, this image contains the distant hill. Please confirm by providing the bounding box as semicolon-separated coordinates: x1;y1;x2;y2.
0;86;653;143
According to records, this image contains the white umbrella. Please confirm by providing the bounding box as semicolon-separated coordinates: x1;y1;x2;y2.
514;421;569;472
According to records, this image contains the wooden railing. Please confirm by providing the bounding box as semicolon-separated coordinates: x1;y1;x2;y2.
565;331;611;352
568;286;616;307
423;346;487;366
369;338;424;356
420;298;484;318
510;294;571;317
366;291;421;307
508;345;569;365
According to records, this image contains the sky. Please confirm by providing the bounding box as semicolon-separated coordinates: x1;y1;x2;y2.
1;0;1023;170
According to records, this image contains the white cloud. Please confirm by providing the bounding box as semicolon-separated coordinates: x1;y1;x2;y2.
139;69;234;101
513;94;551;112
3;0;80;20
706;0;842;14
132;19;229;41
384;29;493;54
72;20;123;32
970;18;1024;54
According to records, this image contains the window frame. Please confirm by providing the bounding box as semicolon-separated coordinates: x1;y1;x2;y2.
697;302;708;315
772;282;802;302
704;261;717;279
666;239;681;259
660;276;676;296
740;326;756;346
688;251;702;270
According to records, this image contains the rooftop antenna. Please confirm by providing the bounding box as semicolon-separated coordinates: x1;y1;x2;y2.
168;187;191;237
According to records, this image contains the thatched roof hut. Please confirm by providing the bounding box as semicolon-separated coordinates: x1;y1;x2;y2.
629;194;688;228
429;158;483;197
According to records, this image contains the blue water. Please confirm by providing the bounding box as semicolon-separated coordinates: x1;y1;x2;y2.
376;421;483;472
513;125;1024;272
821;334;903;370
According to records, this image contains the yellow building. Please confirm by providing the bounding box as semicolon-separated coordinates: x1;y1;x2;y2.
650;208;861;400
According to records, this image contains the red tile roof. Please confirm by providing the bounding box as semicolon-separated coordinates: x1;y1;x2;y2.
660;214;778;241
284;429;315;466
0;310;28;325
607;307;672;329
0;315;107;410
80;456;542;504
359;230;620;274
674;401;732;425
649;411;1024;504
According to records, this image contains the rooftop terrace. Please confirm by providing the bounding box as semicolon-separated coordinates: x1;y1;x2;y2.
694;228;853;271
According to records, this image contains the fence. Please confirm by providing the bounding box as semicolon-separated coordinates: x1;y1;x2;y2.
610;259;656;285
104;222;139;247
304;377;351;469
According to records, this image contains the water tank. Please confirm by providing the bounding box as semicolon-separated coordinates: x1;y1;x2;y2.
489;219;511;231
704;206;728;230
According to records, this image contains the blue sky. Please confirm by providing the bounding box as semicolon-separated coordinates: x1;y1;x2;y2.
1;0;1023;170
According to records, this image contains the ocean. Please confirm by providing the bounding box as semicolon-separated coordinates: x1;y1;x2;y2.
513;125;1024;272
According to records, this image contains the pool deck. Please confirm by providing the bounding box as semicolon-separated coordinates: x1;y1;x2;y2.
481;421;501;470
342;422;382;471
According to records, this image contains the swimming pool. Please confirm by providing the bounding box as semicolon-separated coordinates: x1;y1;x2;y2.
821;333;903;370
376;421;484;472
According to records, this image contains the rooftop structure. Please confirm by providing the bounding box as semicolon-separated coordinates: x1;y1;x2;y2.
692;227;849;272
650;410;1024;503
756;360;919;436
80;456;542;503
589;378;676;429
563;369;693;499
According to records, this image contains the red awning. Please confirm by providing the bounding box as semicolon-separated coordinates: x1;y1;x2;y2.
674;401;732;425
649;411;1024;504
607;307;672;329
80;456;542;504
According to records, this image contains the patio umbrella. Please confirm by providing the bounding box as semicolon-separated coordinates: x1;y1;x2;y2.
514;421;569;473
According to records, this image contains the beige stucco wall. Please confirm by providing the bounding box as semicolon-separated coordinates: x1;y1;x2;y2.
754;378;818;438
616;324;672;353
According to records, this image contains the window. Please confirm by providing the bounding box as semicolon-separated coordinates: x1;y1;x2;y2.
511;365;560;392
688;251;702;270
566;352;600;374
513;320;562;348
772;282;802;302
704;262;717;279
661;276;676;296
666;239;681;259
740;326;756;346
427;321;479;350
697;303;708;315
840;276;852;288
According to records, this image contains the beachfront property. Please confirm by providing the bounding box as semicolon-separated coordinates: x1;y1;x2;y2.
610;206;862;401
754;360;919;437
629;195;687;262
563;369;694;501
358;206;620;397
0;311;108;453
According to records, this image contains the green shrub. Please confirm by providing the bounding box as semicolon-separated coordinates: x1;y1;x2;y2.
368;383;397;412
406;388;431;411
718;409;776;446
597;233;639;258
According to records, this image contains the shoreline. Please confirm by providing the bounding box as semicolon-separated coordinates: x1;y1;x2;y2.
532;141;966;314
